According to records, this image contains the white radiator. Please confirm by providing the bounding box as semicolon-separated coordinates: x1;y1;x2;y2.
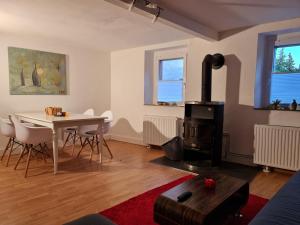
254;124;300;171
143;115;179;146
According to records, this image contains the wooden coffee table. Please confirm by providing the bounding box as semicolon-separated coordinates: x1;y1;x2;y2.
154;173;249;225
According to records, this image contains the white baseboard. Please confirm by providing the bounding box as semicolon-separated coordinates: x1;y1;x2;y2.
103;134;112;140
110;134;144;146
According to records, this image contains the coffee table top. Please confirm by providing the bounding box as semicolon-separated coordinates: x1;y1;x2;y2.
156;173;248;220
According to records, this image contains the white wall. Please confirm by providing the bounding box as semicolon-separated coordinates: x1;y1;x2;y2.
110;18;300;164
0;33;111;148
110;40;187;144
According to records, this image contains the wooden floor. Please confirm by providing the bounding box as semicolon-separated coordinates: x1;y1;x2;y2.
0;140;294;225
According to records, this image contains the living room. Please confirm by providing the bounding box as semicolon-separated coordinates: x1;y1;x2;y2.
0;1;300;225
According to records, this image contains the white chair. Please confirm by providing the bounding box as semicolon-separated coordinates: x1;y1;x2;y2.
62;108;95;155
1;118;36;167
10;116;52;178
76;110;113;161
101;110;113;159
0;118;19;166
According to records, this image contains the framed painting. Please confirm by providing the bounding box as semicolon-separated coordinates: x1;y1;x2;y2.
8;47;67;95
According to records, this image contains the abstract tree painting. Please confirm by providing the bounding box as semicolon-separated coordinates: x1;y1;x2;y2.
8;47;67;95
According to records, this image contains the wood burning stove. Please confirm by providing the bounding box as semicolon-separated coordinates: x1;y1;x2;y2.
183;53;225;166
183;101;224;166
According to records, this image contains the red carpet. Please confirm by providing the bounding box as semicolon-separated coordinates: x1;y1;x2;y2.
100;175;268;225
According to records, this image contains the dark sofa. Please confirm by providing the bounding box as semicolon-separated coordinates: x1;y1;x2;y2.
250;171;300;225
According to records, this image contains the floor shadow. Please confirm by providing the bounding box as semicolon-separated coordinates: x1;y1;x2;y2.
57;147;115;173
14;146;117;176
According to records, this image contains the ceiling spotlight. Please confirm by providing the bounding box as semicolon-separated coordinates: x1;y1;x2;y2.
145;1;158;9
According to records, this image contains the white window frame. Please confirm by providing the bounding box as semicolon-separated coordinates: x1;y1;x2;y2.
153;48;187;105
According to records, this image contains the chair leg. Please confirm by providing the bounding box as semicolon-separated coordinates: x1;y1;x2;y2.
77;138;87;158
14;145;27;170
1;138;12;161
24;145;33;178
96;136;101;154
71;131;77;156
44;143;53;162
95;136;101;163
39;144;47;164
62;132;71;151
95;136;100;154
103;138;113;159
5;138;15;167
86;138;94;162
79;137;83;146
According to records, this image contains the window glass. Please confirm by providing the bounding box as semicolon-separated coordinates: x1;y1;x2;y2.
159;58;184;81
157;58;184;103
270;45;300;103
273;46;300;73
158;81;183;102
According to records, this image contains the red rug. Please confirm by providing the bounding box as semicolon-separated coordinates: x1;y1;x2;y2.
100;175;268;225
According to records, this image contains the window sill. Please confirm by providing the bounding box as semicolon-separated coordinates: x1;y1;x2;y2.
144;103;184;107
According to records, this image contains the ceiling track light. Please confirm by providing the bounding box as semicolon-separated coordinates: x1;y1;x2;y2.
152;7;161;23
145;0;158;9
128;0;136;11
128;0;162;23
144;0;162;23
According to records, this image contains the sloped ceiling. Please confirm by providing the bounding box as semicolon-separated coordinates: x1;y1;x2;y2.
111;0;300;41
0;0;300;51
0;0;192;51
155;0;300;32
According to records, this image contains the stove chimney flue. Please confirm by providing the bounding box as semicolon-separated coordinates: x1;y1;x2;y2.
201;53;225;102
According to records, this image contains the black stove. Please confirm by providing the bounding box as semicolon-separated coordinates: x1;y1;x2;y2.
183;54;225;166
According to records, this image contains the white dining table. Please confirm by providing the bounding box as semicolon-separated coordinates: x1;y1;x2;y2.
15;112;106;174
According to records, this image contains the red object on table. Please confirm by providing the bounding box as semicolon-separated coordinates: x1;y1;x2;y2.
204;178;216;189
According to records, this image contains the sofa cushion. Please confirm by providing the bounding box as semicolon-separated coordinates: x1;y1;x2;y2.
250;171;300;225
63;214;116;225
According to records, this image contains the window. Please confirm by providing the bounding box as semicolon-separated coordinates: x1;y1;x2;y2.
270;44;300;104
153;48;186;105
157;58;184;103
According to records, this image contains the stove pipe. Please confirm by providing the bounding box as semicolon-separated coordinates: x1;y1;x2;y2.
201;53;225;102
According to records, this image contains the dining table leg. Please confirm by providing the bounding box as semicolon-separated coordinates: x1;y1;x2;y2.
52;127;59;174
98;121;103;164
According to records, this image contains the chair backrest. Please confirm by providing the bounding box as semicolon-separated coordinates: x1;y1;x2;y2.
78;108;96;135
83;108;94;116
101;110;113;122
0;117;15;138
101;110;113;134
10;116;52;145
10;116;31;144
